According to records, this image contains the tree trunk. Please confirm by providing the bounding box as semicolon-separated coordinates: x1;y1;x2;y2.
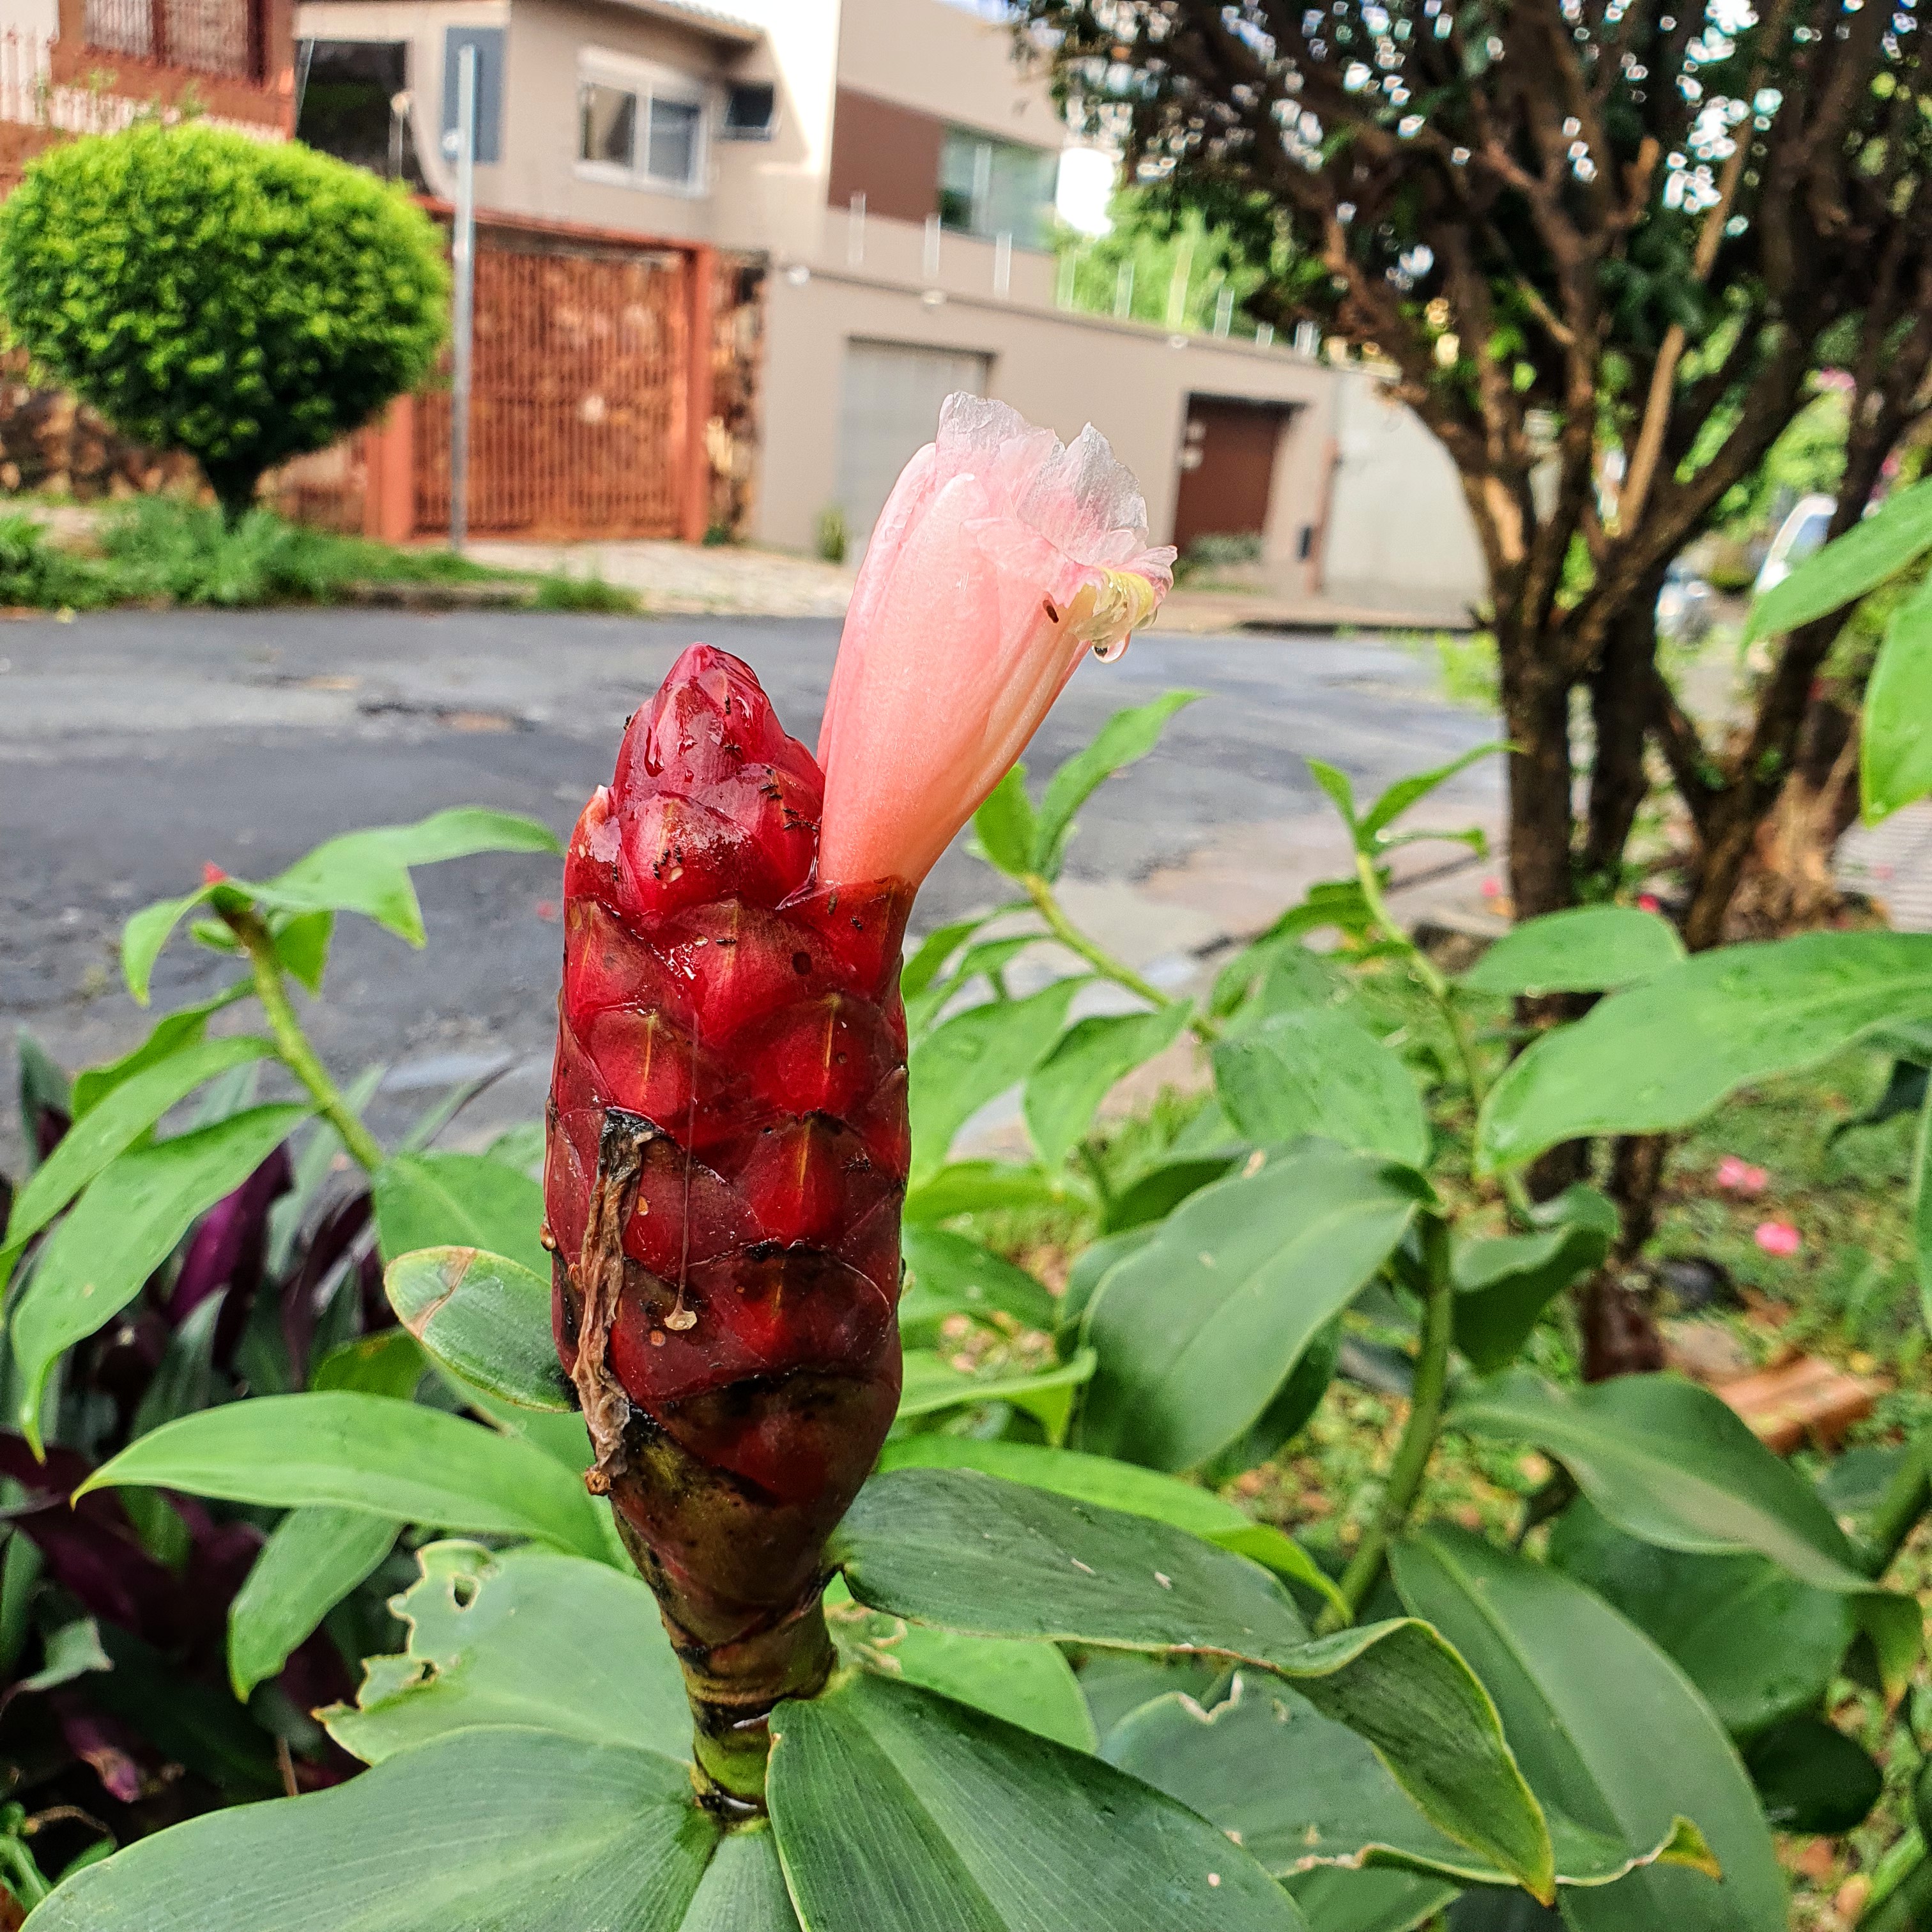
203;457;263;527
1497;622;1577;923
1720;699;1862;937
1583;565;1668;893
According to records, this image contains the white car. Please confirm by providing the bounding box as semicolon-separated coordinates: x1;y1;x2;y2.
1755;493;1837;594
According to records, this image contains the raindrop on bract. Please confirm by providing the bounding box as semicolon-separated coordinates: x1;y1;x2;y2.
1092;635;1130;663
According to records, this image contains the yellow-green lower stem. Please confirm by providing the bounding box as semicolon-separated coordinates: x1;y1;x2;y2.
223;907;387;1176
1022;873;1220;1043
1321;1217;1455;1631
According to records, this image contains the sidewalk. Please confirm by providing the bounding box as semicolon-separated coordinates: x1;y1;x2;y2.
461;538;856;618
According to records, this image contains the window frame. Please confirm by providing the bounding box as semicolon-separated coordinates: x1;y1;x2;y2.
574;49;711;197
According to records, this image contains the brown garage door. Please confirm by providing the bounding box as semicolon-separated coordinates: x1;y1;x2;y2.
414;223;693;539
1173;396;1291;553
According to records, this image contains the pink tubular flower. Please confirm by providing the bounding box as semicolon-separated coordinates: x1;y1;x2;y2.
815;394;1175;892
1715;1156;1769;1197
1754;1220;1802;1257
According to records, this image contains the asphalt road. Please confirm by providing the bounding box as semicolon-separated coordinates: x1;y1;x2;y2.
0;608;1501;1173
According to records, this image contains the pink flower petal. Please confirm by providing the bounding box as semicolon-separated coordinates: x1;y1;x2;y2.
1753;1220;1802;1257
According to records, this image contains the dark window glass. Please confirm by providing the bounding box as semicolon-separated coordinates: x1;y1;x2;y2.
647;95;701;183
580;82;636;165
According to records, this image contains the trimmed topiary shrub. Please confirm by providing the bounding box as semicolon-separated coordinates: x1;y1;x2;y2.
0;123;448;520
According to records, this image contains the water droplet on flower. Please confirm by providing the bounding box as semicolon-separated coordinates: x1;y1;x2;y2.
1092;634;1131;663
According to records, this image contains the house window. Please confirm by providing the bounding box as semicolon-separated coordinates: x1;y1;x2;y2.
937;127;1057;249
576;58;708;192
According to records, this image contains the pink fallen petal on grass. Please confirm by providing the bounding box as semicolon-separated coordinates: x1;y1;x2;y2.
1636;891;1662;913
1715;1156;1769;1196
1754;1220;1802;1257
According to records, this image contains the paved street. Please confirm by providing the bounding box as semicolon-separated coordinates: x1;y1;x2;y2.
0;608;1503;1172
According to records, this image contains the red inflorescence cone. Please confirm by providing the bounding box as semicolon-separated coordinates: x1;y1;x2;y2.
544;643;910;1807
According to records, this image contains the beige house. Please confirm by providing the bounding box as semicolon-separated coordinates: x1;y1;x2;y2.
295;0;1483;619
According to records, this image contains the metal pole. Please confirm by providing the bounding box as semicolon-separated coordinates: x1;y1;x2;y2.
449;42;478;555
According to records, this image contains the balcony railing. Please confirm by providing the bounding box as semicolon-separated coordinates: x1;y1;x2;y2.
82;0;265;82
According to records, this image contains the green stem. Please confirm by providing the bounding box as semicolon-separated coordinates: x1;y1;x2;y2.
224;908;387;1176
1022;874;1220;1043
1321;1216;1455;1631
1864;1436;1932;1578
1353;852;1534;1223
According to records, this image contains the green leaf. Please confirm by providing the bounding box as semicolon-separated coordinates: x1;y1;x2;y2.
1105;1676;1711;1892
28;1728;724;1932
1282;1869;1456;1932
1212;1011;1429;1167
1459;908;1687;998
767;1670;1305;1932
79;1392;609;1563
1392;1528;1787;1932
1448;1370;1869;1591
1032;691;1203;880
121;884;220;1004
1864;578;1932;823
972;763;1039;878
1077;1140;1422;1471
1917;1084;1932;1340
875;1434;1346;1617
325;1540;689;1765
1476;931;1932;1170
1058;1225;1155;1344
1308;759;1360;832
273;908;335;994
383;1246;572;1411
1024;1004;1192;1169
903;1160;1072;1223
1;1032;273;1286
1359;743;1507;841
68;992;243;1117
908;937;1044;1037
902;918;986;1002
252;807;562;946
227;1506;400;1700
12;1103;309;1445
831;1468;1552;1897
896;1348;1096;1443
898;1226;1056;1340
1548;1501;1855;1738
15;1616;112;1696
908;977;1084;1182
1451;1188;1619;1373
371;1151;548;1276
827;1585;1095;1752
310;1328;428;1399
1745;475;1932;644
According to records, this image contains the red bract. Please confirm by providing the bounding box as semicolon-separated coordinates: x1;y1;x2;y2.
544;643;911;1808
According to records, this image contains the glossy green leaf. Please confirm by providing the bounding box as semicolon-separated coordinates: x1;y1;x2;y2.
325;1541;689;1764
1105;1676;1710;1891
902;918;986;1002
29;1727;722;1932
1477;931;1932;1170
1864;578;1932;822
1547;1501;1854;1738
1451;1189;1619;1374
1450;1370;1868;1591
1212;1011;1429;1167
1;1032;273;1291
909;977;1084;1182
902;1160;1072;1224
900;1226;1057;1334
1282;1869;1456;1932
1101;1152;1241;1233
68;992;247;1117
908;937;1045;1037
973;763;1039;877
1078;1140;1422;1471
1033;691;1203;880
831;1468;1552;1896
228;1506;400;1700
1308;759;1360;831
1058;1225;1155;1342
310;1328;428;1399
1743;1713;1882;1834
1025;1003;1192;1169
896;1347;1095;1443
17;1616;111;1696
768;1669;1305;1932
372;1151;548;1276
1392;1528;1786;1932
1358;743;1507;841
828;1586;1095;1752
875;1432;1346;1616
384;1245;571;1410
122;884;222;1004
273;908;335;994
1745;476;1932;644
1459;908;1686;997
79;1392;608;1563
12;1103;309;1445
1201;1318;1344;1480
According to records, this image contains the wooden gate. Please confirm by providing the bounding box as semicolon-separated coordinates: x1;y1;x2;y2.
411;212;710;541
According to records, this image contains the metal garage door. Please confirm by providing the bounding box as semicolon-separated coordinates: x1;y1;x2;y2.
835;339;991;551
